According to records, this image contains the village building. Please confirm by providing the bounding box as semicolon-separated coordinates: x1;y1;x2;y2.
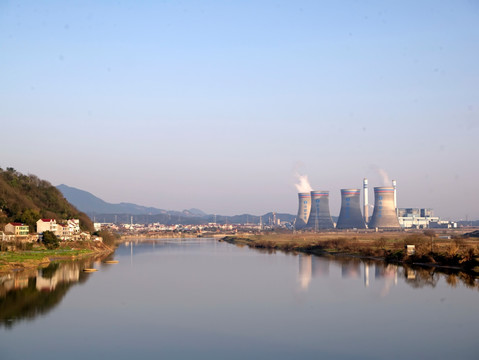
36;219;58;234
67;219;81;234
57;224;72;240
5;223;30;236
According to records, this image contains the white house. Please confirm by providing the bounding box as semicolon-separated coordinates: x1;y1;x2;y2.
36;219;58;234
67;219;81;233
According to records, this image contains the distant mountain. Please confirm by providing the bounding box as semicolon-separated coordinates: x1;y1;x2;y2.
185;208;207;216
57;184;296;225
57;184;167;215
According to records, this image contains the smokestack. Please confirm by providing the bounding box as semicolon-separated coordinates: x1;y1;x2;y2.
363;178;369;224
392;180;397;210
306;191;334;231
368;187;401;229
295;192;311;230
336;189;366;229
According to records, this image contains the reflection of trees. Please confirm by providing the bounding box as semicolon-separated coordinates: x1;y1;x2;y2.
401;265;479;291
0;279;72;329
445;274;458;288
456;272;477;290
39;263;60;279
238;244;479;292
403;266;439;289
0;253;110;329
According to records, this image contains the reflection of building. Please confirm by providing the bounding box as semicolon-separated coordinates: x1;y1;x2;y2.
298;255;331;290
404;267;416;280
375;264;398;289
375;264;398;280
298;254;312;290
312;256;329;277
364;263;370;287
0;274;30;294
341;260;361;278
36;263;80;292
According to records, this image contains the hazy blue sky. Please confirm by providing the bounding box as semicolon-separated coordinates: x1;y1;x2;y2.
1;0;478;219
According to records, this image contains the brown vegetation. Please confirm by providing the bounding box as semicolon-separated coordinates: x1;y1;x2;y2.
0;167;93;231
223;231;479;274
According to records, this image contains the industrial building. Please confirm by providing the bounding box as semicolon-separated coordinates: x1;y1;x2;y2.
368;187;401;229
305;191;334;230
295;192;311;230
294;177;455;231
397;208;456;229
336;189;366;229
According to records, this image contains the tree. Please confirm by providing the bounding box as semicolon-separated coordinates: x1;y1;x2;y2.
42;230;60;249
19;208;40;231
96;230;118;247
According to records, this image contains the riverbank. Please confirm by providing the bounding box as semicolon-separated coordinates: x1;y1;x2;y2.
0;241;113;274
120;233;230;241
222;232;479;274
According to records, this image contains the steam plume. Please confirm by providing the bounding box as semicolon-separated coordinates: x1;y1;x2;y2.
295;173;313;193
377;168;390;186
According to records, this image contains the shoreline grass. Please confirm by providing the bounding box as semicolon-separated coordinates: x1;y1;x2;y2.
222;232;479;274
0;241;113;274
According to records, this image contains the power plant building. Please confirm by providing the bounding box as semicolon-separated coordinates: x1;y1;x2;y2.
336;189;366;229
306;191;334;230
363;178;369;223
295;192;311;230
368;187;401;229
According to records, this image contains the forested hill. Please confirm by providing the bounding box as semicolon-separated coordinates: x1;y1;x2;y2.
0;167;93;232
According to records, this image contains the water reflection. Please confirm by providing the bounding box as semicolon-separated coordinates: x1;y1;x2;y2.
296;251;479;293
1;239;477;360
0;253;112;328
298;255;312;290
364;262;370;287
341;258;361;279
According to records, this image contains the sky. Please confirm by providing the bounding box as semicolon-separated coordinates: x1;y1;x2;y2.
0;0;478;219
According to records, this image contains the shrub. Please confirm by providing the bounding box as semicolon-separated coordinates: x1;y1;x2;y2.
42;230;60;249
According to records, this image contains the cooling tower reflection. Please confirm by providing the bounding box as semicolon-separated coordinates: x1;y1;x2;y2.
298;254;330;291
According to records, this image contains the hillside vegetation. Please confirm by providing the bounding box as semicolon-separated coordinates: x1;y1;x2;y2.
0;167;93;232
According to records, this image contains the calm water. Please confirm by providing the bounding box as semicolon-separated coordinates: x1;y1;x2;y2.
1;238;478;360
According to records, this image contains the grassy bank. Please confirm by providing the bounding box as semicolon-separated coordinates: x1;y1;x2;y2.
0;241;113;274
222;232;479;274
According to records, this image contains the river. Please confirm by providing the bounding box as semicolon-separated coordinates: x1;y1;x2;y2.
1;238;478;359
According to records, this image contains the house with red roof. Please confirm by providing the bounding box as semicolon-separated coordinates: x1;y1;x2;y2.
36;219;58;234
5;222;29;236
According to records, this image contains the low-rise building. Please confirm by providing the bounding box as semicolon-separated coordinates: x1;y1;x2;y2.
36;219;58;234
57;224;72;240
398;208;441;229
5;223;29;236
67;219;80;233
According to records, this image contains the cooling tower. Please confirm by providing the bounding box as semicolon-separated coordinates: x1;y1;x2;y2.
295;192;311;230
392;180;397;209
368;187;401;229
336;189;366;229
306;191;334;230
